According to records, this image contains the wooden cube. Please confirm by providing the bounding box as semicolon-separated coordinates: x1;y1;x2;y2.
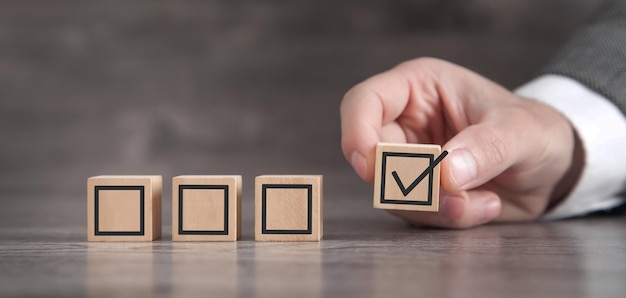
172;175;242;241
373;143;446;212
87;175;162;241
255;175;323;241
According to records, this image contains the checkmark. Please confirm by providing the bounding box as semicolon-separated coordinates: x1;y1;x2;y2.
391;150;448;197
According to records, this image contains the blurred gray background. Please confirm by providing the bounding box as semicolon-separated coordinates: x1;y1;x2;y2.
0;0;602;237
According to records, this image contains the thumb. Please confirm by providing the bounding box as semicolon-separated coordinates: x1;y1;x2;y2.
441;123;519;192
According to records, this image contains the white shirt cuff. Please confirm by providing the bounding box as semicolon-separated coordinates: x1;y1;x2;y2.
515;74;626;220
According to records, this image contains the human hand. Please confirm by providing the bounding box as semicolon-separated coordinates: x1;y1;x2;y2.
340;58;583;228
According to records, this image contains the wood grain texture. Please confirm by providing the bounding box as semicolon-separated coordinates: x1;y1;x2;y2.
172;175;241;242
255;175;323;242
87;175;162;242
374;143;442;212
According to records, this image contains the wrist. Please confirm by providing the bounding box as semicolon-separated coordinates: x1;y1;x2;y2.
549;125;585;211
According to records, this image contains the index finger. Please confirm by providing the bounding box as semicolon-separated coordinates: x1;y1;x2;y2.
340;65;414;182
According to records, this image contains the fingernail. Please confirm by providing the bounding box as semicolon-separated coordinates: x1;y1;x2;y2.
350;152;367;180
449;149;478;189
479;198;501;223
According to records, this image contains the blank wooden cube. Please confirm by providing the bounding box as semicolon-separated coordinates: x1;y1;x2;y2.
87;175;162;241
373;143;445;212
255;175;323;242
172;175;241;241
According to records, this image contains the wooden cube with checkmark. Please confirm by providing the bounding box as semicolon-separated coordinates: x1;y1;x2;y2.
373;143;446;212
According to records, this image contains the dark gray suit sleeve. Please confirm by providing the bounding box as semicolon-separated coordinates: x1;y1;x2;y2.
542;0;626;115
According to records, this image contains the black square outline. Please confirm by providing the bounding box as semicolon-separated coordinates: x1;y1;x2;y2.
380;152;435;205
262;184;312;235
178;185;229;235
94;185;145;236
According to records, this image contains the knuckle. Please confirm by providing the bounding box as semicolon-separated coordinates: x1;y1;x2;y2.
340;85;364;115
478;126;508;167
396;57;443;70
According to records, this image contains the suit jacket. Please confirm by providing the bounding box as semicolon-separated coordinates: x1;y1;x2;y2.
543;0;626;115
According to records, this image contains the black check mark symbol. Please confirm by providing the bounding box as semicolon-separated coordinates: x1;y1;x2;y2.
391;150;448;197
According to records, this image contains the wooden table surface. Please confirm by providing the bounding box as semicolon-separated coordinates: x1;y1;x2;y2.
1;176;625;298
2;1;623;297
